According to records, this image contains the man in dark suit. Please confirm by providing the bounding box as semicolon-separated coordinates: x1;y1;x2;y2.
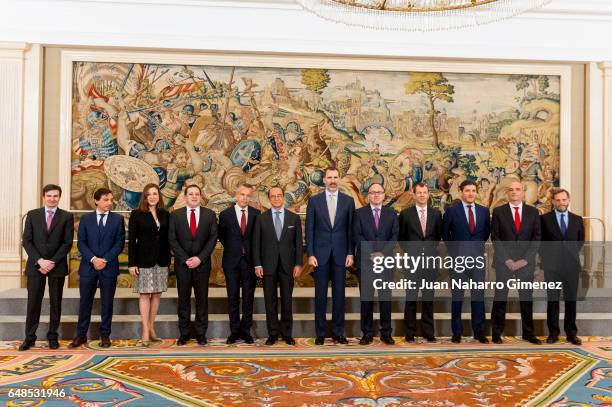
442;180;491;344
168;184;218;346
353;183;399;345
490;180;542;344
399;182;442;343
19;184;74;351
218;183;260;344
253;187;303;345
541;188;584;345
69;188;125;349
306;167;355;345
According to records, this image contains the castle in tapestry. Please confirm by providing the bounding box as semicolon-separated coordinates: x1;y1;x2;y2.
70;63;560;214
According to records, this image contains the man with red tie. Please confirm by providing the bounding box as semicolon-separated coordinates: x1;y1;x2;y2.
218;183;260;344
168;185;218;346
490;180;541;344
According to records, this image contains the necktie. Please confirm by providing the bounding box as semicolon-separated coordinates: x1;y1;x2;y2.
98;213;106;229
559;213;567;237
373;208;380;230
190;209;197;238
419;209;427;236
274;211;282;240
514;206;521;234
46;210;53;231
328;194;336;227
467;205;475;234
240;209;247;237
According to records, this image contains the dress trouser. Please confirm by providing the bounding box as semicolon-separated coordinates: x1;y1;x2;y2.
262;261;294;337
176;267;210;339
314;252;345;337
25;272;65;341
224;257;256;336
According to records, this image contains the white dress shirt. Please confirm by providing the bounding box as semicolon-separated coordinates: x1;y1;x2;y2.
234;204;248;225
186;206;200;228
509;202;523;222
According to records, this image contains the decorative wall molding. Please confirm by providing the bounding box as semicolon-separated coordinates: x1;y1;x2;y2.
1;1;612;61
0;42;27;285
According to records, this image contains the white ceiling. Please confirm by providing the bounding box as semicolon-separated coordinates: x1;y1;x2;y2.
1;0;611;61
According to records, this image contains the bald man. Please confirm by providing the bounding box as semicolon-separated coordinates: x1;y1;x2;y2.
490;181;541;344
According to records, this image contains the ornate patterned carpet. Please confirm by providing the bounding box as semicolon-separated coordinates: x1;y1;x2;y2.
0;337;610;406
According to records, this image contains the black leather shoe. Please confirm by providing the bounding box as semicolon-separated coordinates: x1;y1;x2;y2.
492;335;503;344
359;335;373;345
226;333;240;344
474;334;489;344
381;336;395;345
68;336;87;349
332;336;349;344
242;334;254;344
283;336;296;345
265;335;278;345
523;336;542;345
314;336;325;345
48;339;60;350
18;340;35;351
451;335;461;343
176;336;189;346
197;337;208;346
424;336;437;343
99;337;111;348
567;336;582;345
546;335;559;344
404;335;415;343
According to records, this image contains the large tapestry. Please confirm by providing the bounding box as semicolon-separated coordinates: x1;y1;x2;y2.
70;62;561;213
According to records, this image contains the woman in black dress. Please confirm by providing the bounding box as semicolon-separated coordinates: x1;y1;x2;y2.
128;183;170;346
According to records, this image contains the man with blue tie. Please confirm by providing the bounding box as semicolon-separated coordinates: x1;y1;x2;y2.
306;167;355;345
353;183;399;345
442;180;491;344
540;188;584;345
69;188;125;348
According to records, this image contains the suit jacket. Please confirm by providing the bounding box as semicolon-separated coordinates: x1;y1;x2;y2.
539;210;584;273
399;205;442;257
352;205;399;271
218;205;260;269
442;202;490;258
22;207;74;277
168;206;218;273
491;203;541;270
252;209;303;273
128;209;171;268
305;190;355;266
77;211;126;278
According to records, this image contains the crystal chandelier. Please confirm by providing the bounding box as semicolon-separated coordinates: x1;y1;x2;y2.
296;0;552;31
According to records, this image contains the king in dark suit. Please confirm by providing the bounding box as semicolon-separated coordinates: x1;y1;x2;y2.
442;180;491;344
168;184;218;346
69;188;125;349
398;183;442;343
353;183;399;345
540;188;584;345
253;186;303;345
218;183;260;344
305;167;355;345
490;180;542;344
19;184;74;351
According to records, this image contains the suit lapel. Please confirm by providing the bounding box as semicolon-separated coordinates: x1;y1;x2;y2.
230;206;242;235
321;193;334;229
425;207;434;238
504;205;518;237
279;210;290;241
98;212;110;240
549;211;564;239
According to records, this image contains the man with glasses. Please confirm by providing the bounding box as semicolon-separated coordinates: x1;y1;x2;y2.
353;183;399;345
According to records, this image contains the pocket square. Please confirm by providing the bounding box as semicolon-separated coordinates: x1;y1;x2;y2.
288;226;295;229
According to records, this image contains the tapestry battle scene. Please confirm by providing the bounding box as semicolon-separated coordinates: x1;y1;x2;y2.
69;62;561;287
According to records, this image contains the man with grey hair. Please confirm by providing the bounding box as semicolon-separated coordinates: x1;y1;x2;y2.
218;182;261;344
